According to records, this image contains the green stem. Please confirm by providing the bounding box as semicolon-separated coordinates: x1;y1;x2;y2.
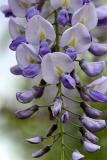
54;11;60;51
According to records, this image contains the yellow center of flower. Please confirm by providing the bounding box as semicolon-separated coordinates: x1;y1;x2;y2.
18;27;25;35
62;0;69;8
39;32;46;41
27;55;36;64
80;18;86;25
21;1;30;9
68;38;77;47
55;66;64;77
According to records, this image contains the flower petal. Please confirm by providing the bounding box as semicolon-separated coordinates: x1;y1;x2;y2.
41;52;74;84
9;18;25;39
79;60;105;77
72;150;84;160
86;76;107;94
26;15;56;45
72;3;98;30
16;43;40;69
60;23;91;53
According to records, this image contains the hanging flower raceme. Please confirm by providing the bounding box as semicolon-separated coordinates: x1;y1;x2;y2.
1;0;107;159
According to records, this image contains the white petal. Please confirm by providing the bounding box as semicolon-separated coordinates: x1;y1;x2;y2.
41;52;74;84
86;76;107;94
72;3;98;30
83;139;100;152
60;23;91;53
16;43;39;69
25;15;56;45
72;150;84;160
68;0;83;13
9;18;25;39
8;0;27;17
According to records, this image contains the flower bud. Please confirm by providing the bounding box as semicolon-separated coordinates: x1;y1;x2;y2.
46;124;58;137
16;105;39;119
61;111;69;123
16;90;34;103
80;102;102;118
39;41;51;57
89;42;107;56
61;74;76;89
80;115;106;132
10;65;22;75
57;9;69;26
82;139;100;152
26;136;43;144
72;150;84;160
52;98;62;117
48;107;55;120
32;85;45;99
9;36;26;51
32;146;51;158
80;127;99;144
79;59;105;77
0;5;15;17
26;7;40;21
22;64;40;78
66;47;77;61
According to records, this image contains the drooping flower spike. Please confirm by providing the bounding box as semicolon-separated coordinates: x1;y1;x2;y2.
2;0;107;159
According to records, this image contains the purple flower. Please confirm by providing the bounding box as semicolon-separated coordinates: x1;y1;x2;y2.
0;5;15;17
82;139;100;152
52;98;62;117
39;41;51;57
79;59;105;77
80;115;106;132
80;102;102;118
89;42;107;56
16;90;34;103
10;65;22;75
72;150;84;160
80;127;99;144
61;111;69;123
32;146;51;158
9;36;26;51
26;7;40;21
61;74;76;89
26;136;43;144
22;64;41;78
16;105;39;119
57;9;69;26
66;47;77;61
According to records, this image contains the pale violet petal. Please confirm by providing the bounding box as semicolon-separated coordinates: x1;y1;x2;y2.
80;60;105;77
8;0;27;17
60;23;91;53
50;0;63;10
9;18;25;39
41;52;74;84
16;43;39;69
96;4;107;20
72;3;98;30
83;139;100;152
26;15;56;45
86;76;107;94
68;0;83;13
72;150;84;160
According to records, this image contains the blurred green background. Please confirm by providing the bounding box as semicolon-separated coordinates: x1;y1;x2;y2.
0;0;107;160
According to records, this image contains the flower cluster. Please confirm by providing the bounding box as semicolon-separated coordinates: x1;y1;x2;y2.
1;0;107;159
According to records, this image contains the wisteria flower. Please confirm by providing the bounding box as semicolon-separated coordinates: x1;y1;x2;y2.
60;23;91;53
41;52;74;84
26;15;56;45
72;2;98;30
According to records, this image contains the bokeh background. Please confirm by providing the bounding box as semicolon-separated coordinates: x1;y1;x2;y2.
0;0;107;160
